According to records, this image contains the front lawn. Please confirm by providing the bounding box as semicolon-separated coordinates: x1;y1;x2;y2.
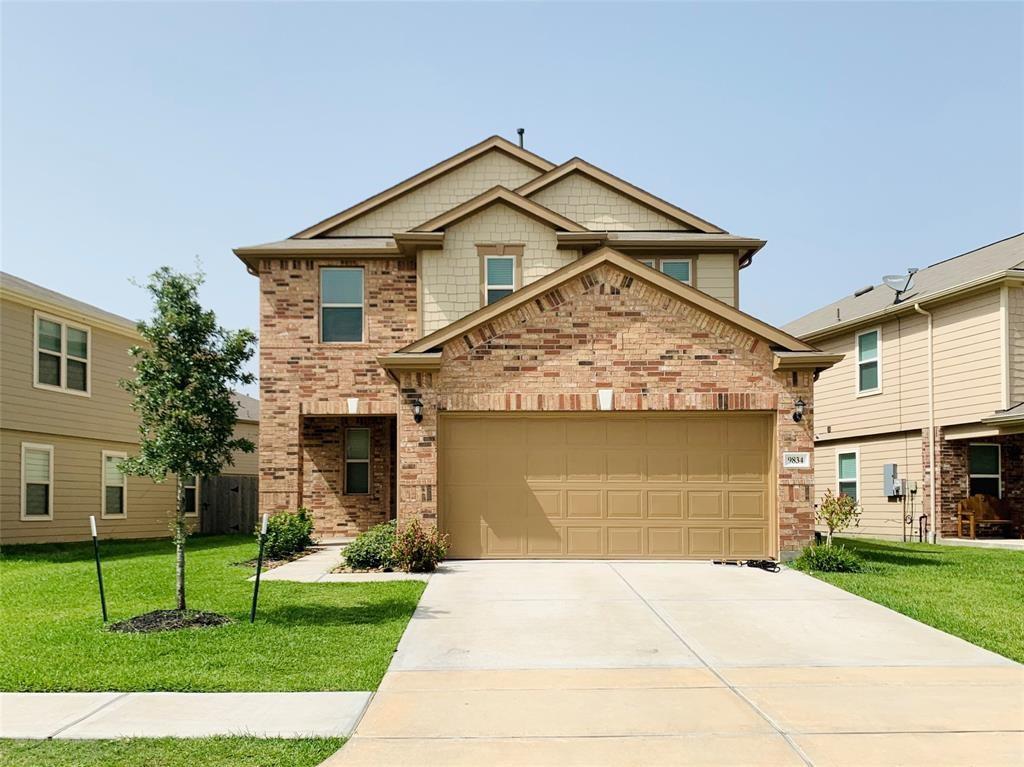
797;537;1024;663
0;536;424;691
0;737;344;767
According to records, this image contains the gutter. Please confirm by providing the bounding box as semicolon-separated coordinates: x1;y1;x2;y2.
914;303;937;543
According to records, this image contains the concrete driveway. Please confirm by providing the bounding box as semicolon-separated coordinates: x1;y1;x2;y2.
328;561;1023;766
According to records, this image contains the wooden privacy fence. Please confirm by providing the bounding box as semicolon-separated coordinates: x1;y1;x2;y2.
200;475;259;535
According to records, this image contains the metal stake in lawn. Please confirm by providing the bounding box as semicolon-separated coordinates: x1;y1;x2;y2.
250;513;269;624
90;515;108;622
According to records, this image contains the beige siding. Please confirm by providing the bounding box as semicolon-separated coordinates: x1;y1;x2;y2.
222;420;259;476
419;203;579;333
814;432;923;541
811;288;1004;439
1;297;141;444
1007;286;1024;405
530;173;686;231
326;151;542;236
1;429;179;544
696;253;736;307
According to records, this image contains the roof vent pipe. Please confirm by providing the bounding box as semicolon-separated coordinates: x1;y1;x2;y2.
517;128;525;148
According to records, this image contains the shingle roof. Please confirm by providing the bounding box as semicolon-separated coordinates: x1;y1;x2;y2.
231;392;260;423
783;233;1024;338
1;271;138;333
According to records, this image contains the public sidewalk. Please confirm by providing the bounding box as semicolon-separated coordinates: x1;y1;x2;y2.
0;691;371;739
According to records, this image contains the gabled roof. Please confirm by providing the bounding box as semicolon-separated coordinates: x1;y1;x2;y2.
410;186;588;233
293;136;556;239
516;158;726;234
388;246;815;358
784;233;1024;340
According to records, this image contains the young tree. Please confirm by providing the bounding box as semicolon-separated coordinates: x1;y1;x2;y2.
121;267;256;611
816;488;861;546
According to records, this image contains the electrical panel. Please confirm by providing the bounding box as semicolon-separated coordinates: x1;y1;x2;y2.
884;463;901;497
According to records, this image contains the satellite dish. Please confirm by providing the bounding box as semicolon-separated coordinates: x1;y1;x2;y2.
882;268;918;300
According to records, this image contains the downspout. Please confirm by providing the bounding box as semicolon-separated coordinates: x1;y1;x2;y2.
913;304;937;543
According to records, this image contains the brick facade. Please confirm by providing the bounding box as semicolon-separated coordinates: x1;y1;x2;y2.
395;262;817;557
258;257;417;521
924;428;1024;537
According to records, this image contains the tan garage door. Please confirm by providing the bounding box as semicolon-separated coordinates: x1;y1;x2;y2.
440;412;775;560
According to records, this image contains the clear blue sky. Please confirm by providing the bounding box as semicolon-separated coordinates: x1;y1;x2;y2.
3;1;1022;394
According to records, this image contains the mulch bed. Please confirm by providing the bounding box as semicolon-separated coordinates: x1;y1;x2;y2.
235;547;316;571
108;609;232;634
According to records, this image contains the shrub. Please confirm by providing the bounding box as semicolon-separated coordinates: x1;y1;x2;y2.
794;543;863;573
260;508;316;559
343;521;397;570
393;519;449;573
816;489;861;546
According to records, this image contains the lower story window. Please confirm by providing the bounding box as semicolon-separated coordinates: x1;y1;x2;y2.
183;475;199;516
22;443;54;520
345;427;370;495
968;444;1001;498
102;451;127;518
837;450;858;502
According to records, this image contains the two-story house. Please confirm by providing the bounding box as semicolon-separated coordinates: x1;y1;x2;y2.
236;135;840;561
783;234;1024;542
0;273;260;544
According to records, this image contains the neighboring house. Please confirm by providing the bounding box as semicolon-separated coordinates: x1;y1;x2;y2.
783;234;1024;541
0;273;260;544
237;135;839;561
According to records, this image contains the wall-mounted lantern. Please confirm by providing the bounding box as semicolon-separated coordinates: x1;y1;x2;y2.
792;398;806;423
412;399;424;423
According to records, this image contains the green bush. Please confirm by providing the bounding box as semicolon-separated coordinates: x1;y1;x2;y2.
260;508;316;559
393;520;449;573
343;521;397;570
794;543;863;573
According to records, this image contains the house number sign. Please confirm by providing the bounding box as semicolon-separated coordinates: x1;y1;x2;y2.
783;452;811;469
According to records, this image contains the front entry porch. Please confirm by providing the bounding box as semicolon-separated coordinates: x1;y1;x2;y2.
937;431;1023;542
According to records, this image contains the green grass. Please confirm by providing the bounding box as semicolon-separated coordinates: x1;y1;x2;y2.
0;535;424;691
796;537;1024;663
0;737;344;767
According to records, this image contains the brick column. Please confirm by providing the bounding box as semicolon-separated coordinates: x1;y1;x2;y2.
397;372;439;527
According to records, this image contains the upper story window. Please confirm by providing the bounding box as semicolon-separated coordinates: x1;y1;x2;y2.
485;256;516;304
34;312;90;395
21;443;54;520
102;451;127;518
320;268;364;343
968;444;1000;498
856;328;881;395
837;449;859;501
632;257;693;285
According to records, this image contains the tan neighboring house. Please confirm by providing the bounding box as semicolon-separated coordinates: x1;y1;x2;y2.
0;273;260;545
783;234;1024;542
236;135;841;561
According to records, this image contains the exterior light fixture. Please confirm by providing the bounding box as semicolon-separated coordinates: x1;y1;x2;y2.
412;399;424;423
792;398;806;423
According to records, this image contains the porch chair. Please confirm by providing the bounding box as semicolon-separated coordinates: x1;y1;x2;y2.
955;495;1023;539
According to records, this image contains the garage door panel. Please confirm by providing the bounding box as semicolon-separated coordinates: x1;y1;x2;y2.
607;450;644;481
607;490;643;519
566;527;604;556
441;414;773;560
566;489;603;519
567;450;605;481
607;527;644;557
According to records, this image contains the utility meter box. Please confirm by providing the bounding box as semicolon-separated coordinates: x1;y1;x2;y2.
883;463;900;497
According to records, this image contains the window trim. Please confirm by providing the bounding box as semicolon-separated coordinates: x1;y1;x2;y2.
484;255;517;305
21;442;54;521
101;450;128;519
658;258;694;286
477;244;524;307
968;443;1001;498
33;310;91;397
183;475;200;517
344;427;371;496
855;327;882;397
836;447;859;502
319;267;366;344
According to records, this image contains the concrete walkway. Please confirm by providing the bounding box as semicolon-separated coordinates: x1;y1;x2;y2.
0;691;371;739
327;560;1023;766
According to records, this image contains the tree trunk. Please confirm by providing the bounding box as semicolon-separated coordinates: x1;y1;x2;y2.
825;528;833;547
175;478;187;611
